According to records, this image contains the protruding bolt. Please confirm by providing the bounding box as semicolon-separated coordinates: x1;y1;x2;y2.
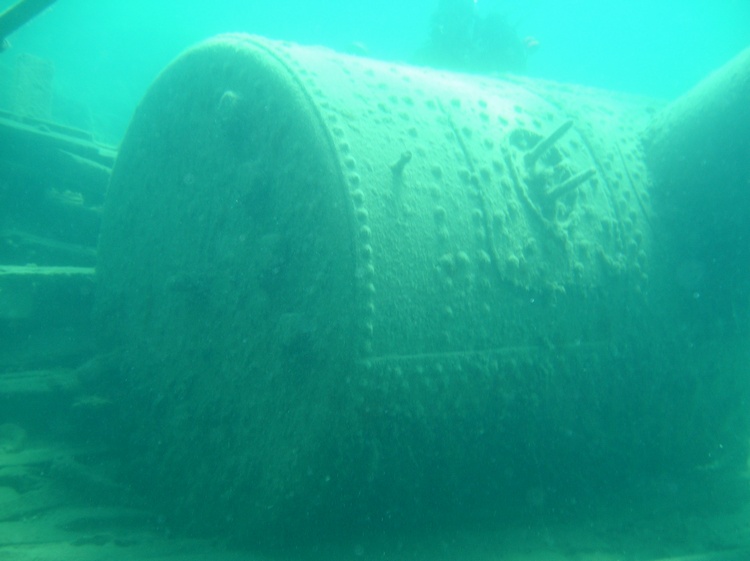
389;151;413;178
524;120;574;169
545;168;596;201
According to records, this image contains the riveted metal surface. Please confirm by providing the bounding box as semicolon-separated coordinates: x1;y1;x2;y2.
96;34;747;540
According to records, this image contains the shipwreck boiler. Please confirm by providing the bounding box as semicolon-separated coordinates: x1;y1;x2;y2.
95;36;750;538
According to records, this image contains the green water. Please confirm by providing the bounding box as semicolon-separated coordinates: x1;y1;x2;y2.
1;2;749;560
2;0;750;143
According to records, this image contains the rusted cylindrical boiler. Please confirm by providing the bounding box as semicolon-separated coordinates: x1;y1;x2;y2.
96;34;747;540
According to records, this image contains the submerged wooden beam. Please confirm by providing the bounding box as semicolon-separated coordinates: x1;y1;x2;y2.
0;0;57;47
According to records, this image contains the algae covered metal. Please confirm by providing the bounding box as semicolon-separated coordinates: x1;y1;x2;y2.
96;34;749;538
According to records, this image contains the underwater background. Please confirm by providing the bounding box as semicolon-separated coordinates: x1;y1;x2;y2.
2;1;750;560
1;0;750;143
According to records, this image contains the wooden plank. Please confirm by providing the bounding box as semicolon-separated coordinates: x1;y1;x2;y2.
0;369;79;395
0;265;95;277
650;551;750;561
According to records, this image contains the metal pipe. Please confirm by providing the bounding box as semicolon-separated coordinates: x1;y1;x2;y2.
524;119;573;168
